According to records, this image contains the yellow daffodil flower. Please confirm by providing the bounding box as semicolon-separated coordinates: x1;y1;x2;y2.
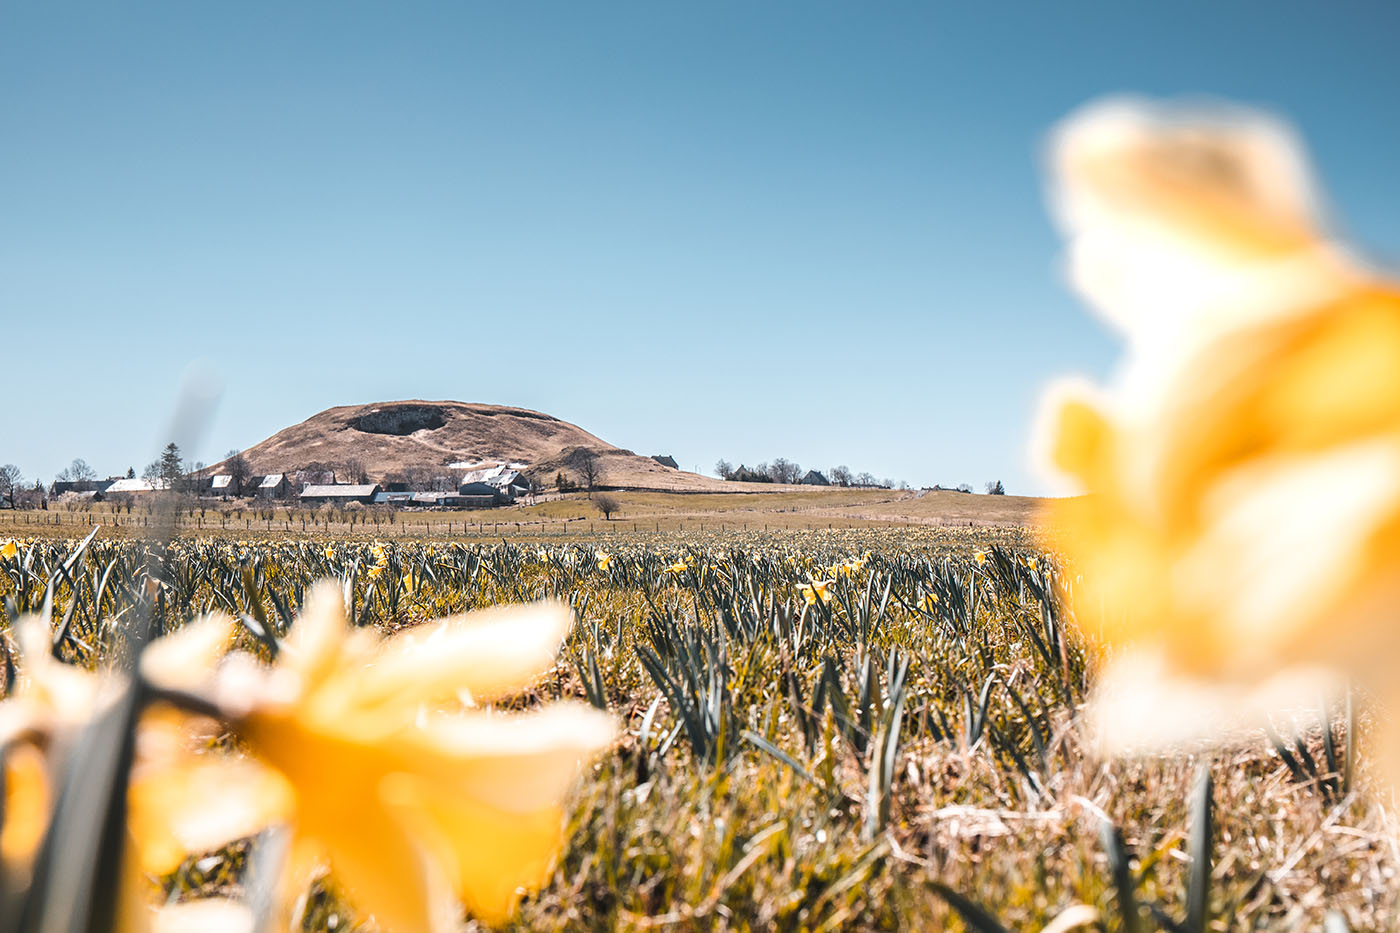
1;540;17;560
973;551;986;565
0;611;234;894
323;545;335;560
796;579;834;606
208;582;615;929
665;560;688;574
1038;96;1400;761
596;552;612;571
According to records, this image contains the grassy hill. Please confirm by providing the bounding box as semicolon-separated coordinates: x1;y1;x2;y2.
217;399;737;491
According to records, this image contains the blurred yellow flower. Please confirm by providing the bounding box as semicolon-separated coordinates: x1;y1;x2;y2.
211;581;616;929
596;552;612;571
1;743;48;870
1038;97;1400;756
0;611;234;892
1;540;16;560
973;551;986;565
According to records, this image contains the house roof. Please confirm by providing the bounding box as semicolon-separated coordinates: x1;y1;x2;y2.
106;478;157;493
258;474;285;488
300;484;379;498
210;475;233;489
651;455;679;469
459;465;524;488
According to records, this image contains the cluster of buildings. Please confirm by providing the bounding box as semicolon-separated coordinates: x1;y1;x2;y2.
50;462;534;511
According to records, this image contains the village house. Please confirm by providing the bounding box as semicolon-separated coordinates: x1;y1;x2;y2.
800;470;830;486
458;464;530;503
651;454;679;469
105;478;158;494
299;484;381;506
254;474;289;499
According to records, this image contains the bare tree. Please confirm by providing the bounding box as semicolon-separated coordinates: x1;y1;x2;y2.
594;493;621;521
404;465;433;490
57;458;98;490
768;458;801;484
575;450;601;497
956;483;973;493
0;464;21;508
829;465;853;487
142;460;163;486
714;459;734;480
226;451;251;494
855;471;877;487
343;458;369;485
985;480;1005;495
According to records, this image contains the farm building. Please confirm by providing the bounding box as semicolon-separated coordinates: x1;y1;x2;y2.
105;478;158;494
206;474;236;497
439;494;497;508
372;491;415;506
50;479;115;495
458;464;530;502
800;470;830;486
255;474;289;499
299;484;381;506
651;455;679;469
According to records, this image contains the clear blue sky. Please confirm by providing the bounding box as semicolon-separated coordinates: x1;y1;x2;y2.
4;2;1398;493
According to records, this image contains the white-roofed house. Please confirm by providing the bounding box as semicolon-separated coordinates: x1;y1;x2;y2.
255;474;290;500
299;484;381;506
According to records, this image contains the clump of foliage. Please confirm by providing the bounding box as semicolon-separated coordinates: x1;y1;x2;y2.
0;528;1389;930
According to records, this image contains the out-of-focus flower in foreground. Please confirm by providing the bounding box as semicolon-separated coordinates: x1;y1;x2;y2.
0;582;613;931
212;581;616;930
1038;96;1400;759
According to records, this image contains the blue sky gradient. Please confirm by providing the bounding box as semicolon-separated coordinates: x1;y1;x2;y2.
4;3;1399;492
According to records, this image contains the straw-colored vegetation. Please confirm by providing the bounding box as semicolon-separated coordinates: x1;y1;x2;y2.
0;528;1390;930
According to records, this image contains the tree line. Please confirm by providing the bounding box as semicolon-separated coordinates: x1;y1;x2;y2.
713;458;906;489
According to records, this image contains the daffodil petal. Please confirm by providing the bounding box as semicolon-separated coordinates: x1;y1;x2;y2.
1;742;50;870
408;704;616;811
140;613;233;693
280;580;350;692
382;774;563;925
359;602;573;707
129;757;294;875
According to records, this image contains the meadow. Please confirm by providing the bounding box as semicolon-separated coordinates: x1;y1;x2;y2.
0;487;1041;540
0;526;1392;930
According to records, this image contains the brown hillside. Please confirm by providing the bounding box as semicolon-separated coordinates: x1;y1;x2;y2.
219;400;736;491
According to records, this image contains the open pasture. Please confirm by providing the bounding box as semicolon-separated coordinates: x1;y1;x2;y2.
0;488;1042;542
0;528;1391;930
